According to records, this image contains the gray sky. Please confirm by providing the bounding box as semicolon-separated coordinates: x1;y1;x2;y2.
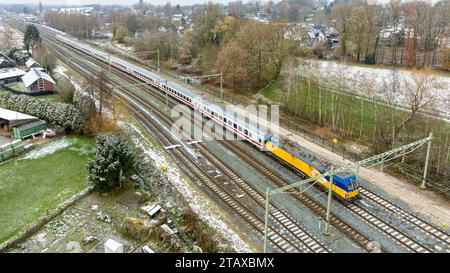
0;0;238;6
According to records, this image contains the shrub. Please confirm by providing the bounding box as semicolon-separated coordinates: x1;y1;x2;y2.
0;92;83;132
88;134;136;193
55;77;75;103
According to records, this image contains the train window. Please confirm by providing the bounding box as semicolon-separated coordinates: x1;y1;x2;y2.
211;111;215;116
233;123;237;129
259;138;262;143
223;117;227;123
244;129;248;135
228;120;232;126
238;126;242;132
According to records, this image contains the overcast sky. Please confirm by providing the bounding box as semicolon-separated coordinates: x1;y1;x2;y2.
0;0;240;6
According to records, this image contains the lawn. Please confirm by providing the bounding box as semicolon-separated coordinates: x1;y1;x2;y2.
35;93;62;102
0;135;93;243
261;80;282;101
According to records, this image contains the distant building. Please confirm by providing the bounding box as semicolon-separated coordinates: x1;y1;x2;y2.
134;29;145;38
21;68;55;93
25;58;42;71
0;68;26;84
0;53;16;68
60;7;94;15
24;16;39;23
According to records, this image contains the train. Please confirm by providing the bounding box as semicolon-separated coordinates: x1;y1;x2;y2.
55;34;361;201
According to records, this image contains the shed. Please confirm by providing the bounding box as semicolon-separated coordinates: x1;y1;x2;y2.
13;120;48;139
0;68;26;84
25;58;41;70
21;68;55;93
0;107;38;131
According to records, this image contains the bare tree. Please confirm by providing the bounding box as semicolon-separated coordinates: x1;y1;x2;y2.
397;68;443;135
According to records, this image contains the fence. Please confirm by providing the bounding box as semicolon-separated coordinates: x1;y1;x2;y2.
280;118;364;163
0;186;93;252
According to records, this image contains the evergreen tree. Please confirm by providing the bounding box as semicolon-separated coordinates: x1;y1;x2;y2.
88;134;136;193
23;24;41;53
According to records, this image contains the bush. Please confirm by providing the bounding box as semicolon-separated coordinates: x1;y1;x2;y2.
88;134;136;193
0;92;83;132
55;77;75;103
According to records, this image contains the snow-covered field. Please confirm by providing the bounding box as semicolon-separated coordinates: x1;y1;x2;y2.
297;59;450;120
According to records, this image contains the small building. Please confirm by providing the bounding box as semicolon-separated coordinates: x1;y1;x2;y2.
21;68;55;94
0;107;38;131
0;53;16;68
0;68;26;85
25;58;42;71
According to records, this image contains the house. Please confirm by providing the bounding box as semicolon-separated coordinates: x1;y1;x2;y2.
0;53;16;68
0;68;26;85
21;68;55;94
25;58;42;71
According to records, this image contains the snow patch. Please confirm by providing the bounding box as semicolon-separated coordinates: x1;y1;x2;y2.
22;138;74;160
299;60;450;120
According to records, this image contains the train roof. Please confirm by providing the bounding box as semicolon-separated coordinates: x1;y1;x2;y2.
270;136;332;173
269;136;356;181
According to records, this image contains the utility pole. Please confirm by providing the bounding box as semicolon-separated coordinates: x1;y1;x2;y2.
220;71;223;99
166;81;169;106
323;166;334;236
264;188;270;253
157;48;160;69
421;132;433;189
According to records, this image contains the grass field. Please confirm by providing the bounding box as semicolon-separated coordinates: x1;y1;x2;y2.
35;93;62;102
0;136;93;243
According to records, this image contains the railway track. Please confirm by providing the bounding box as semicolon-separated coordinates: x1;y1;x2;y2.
37;34;333;253
24;21;448;253
358;188;450;248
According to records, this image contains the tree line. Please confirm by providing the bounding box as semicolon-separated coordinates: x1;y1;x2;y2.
329;0;450;68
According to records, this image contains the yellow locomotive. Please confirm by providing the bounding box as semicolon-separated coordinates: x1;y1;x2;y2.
265;137;360;201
